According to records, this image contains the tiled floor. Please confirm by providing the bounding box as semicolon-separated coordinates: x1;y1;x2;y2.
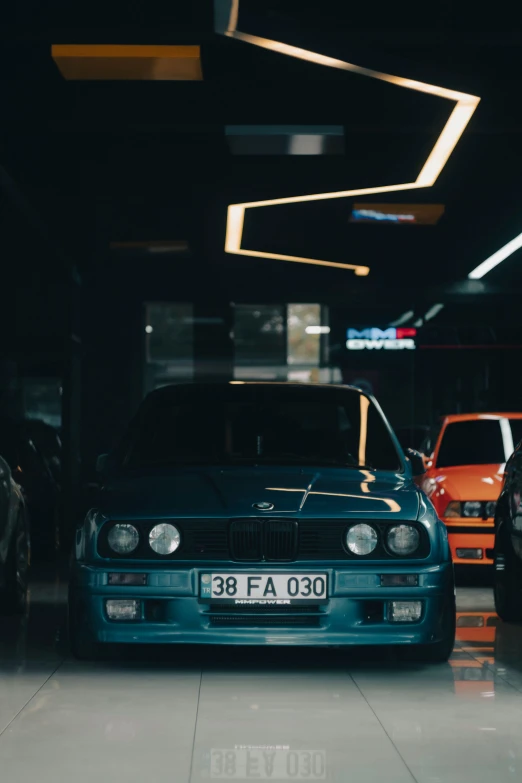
1;574;521;782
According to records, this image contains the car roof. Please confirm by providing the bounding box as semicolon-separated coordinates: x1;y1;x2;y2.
149;382;367;396
442;412;522;422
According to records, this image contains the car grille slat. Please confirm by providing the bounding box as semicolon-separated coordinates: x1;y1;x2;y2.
265;519;298;561
230;519;263;561
230;519;298;561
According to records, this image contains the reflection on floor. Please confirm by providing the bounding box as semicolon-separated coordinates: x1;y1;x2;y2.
1;571;522;782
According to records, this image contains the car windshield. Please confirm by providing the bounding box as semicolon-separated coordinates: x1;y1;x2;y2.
123;385;401;471
436;418;522;467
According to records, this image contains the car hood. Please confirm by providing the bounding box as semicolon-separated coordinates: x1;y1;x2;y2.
430;464;505;501
100;466;419;521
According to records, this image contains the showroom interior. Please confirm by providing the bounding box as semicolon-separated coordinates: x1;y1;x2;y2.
2;1;522;780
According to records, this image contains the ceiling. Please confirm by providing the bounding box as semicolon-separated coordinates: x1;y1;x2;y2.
2;0;522;322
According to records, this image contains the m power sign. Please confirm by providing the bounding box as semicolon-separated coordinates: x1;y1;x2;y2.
346;327;417;350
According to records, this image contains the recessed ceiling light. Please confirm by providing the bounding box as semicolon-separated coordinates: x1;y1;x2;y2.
110;241;189;254
52;45;203;81
225;125;344;155
352;209;415;223
350;203;445;225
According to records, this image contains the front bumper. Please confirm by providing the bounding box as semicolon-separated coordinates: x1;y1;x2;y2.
71;562;453;647
444;521;495;565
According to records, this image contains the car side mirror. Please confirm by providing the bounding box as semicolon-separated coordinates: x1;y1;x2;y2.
96;453;109;475
405;448;426;477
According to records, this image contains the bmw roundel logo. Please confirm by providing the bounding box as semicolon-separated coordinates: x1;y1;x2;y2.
253;502;275;511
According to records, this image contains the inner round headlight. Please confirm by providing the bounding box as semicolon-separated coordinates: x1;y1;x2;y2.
463;501;482;518
149;523;181;555
485;501;496;518
387;525;420;556
108;523;139;554
346;524;378;556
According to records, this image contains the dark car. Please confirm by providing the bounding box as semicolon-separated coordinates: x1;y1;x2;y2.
0;418;61;560
493;438;522;620
69;382;455;661
0;454;30;613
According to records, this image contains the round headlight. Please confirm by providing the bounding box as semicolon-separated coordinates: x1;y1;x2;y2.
346;524;378;556
149;523;181;555
107;523;139;554
387;524;420;556
463;501;482;518
485;501;496;518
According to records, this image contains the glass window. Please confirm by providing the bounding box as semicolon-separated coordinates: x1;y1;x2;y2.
22;378;62;429
287;304;322;366
146;303;194;362
508;420;522;453
123;384;400;471
234;305;286;367
144;303;194;389
436;420;510;467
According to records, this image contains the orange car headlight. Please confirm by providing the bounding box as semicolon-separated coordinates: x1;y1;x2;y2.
485;501;497;518
463;501;482;518
445;501;491;519
444;501;461;518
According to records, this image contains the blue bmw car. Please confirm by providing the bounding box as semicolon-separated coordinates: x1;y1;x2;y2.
69;382;455;661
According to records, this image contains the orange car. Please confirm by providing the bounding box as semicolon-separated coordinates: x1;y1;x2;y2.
419;413;522;565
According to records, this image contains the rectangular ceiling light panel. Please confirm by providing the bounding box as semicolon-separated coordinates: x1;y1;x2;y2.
225;125;344;155
110;241;190;255
350;203;445;224
52;45;203;81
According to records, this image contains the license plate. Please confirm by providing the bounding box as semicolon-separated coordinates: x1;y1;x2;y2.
200;573;328;604
209;748;326;779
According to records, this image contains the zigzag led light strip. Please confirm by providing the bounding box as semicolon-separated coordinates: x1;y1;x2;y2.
219;0;480;274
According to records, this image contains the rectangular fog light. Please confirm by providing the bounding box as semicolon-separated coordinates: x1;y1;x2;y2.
108;573;147;586
381;574;419;587
106;599;141;621
456;548;483;560
456;615;484;628
388;601;422;623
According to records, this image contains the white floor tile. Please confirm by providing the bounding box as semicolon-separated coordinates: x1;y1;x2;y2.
191;669;414;782
0;661;202;783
